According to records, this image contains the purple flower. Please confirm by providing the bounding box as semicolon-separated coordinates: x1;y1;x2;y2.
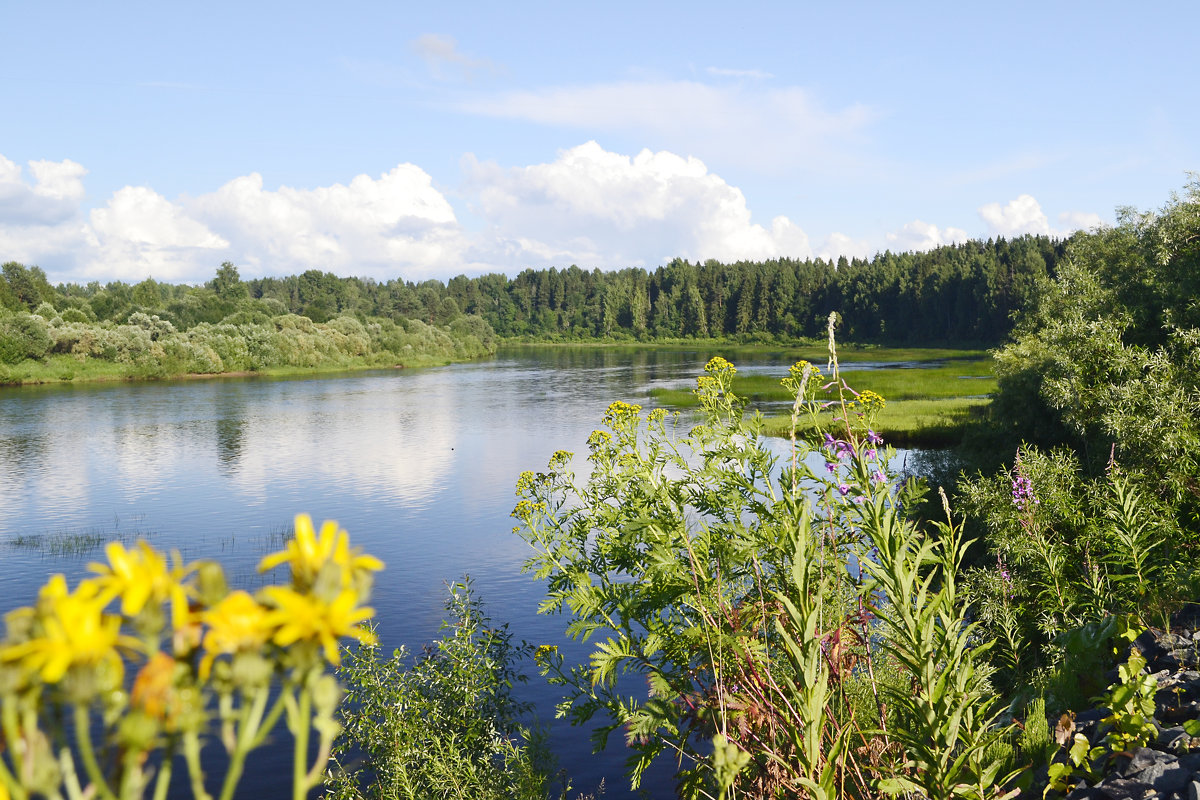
838;483;851;496
825;461;837;474
865;448;877;460
867;430;883;445
835;440;854;460
823;433;836;450
871;470;887;484
1011;475;1038;511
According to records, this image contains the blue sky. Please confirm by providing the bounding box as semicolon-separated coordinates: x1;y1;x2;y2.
2;1;1196;285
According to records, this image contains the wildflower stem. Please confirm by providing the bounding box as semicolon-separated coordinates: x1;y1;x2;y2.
149;744;173;800
217;687;269;800
182;730;212;800
290;687;312;800
72;704;117;800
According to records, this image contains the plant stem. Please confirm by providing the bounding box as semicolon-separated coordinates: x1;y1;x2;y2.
291;688;312;800
72;705;117;800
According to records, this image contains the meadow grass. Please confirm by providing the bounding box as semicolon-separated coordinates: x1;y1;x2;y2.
650;359;995;407
0;351;473;387
644;352;995;447
759;397;991;447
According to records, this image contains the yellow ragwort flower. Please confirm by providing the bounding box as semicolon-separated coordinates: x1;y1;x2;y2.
259;514;384;591
89;541;194;629
261;586;376;665
197;590;277;680
0;575;137;684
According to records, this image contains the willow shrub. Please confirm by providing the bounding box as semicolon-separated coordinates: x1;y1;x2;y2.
0;514;382;800
327;580;554;800
512;321;1017;799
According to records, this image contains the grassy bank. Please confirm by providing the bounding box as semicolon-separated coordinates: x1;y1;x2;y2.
0;311;497;387
642;352;995;448
0;349;486;387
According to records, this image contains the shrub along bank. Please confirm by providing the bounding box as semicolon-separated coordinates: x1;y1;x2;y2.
0;306;496;384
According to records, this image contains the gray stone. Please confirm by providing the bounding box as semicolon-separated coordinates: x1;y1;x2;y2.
1157;725;1191;752
1095;775;1156;799
1188;778;1200;800
1125;747;1189;793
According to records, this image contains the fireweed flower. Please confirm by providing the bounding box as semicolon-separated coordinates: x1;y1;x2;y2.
0;575;139;684
872;470;887;484
822;433;837;450
838;484;851;496
1011;475;1039;511
867;430;883;445
261;586;375;665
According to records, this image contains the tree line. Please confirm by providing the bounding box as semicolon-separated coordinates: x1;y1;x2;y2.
2;233;1063;349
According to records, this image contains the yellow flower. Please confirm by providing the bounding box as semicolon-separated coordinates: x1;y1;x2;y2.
198;591;276;680
89;541;194;629
261;586;375;664
0;575;137;684
259;514;384;592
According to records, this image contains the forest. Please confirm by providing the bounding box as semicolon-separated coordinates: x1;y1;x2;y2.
0;232;1062;384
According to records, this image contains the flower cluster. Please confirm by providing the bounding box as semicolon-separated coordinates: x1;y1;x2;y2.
0;514;383;800
1011;475;1039;511
603;400;643;426
703;356;737;378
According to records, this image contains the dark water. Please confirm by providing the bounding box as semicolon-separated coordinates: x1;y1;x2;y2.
0;345;837;798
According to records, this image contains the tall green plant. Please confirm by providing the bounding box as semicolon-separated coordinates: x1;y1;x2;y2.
513;317;1017;798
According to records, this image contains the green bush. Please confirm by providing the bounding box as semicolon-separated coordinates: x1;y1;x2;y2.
0;313;52;364
327;581;555;800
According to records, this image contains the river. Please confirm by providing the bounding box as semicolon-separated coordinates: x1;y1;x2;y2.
0;345;908;798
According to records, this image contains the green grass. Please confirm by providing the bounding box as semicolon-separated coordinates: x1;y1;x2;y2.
645;351;995;448
0;351;484;387
651;360;995;407
760;397;991;448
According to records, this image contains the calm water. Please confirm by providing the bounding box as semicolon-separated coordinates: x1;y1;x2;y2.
0;345;836;798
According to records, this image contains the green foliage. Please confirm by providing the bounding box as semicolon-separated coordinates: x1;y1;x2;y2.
327;581;554;800
514;327;1018;799
0;313;52;364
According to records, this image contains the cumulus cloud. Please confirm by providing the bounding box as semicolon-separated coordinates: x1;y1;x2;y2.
886;219;969;252
1057;210;1104;233
463;141;813;268
86;186;228;280
457;81;874;173
189;165;467;280
978;194;1105;239
0;155;88;225
816;233;871;262
978;194;1051;237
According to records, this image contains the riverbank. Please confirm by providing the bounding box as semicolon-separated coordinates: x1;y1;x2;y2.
0;349;491;387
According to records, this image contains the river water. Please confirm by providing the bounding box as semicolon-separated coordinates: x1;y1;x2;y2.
0;345;901;798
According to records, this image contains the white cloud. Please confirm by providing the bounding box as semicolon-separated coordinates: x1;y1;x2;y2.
978;194;1105;239
816;232;871;262
189;165;466;280
978;194;1051;237
409;34;495;81
86;186;229;280
457;81;874;173
463;141;813;267
1057;210;1104;233
0;155;88;225
886;219;969;252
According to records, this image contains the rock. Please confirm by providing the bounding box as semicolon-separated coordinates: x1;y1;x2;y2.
1124;747;1189;793
1094;775;1155;799
1156;725;1191;752
1188;779;1200;800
